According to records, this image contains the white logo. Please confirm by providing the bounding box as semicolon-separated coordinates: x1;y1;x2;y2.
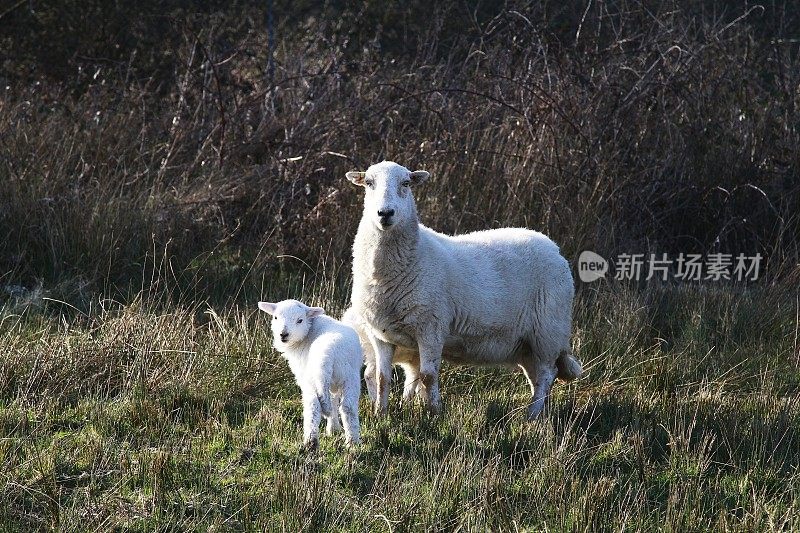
576;251;762;283
578;250;608;283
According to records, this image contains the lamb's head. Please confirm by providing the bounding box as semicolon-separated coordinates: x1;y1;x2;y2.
258;299;325;349
346;161;429;231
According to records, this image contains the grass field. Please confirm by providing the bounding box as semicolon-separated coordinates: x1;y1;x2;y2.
1;275;798;531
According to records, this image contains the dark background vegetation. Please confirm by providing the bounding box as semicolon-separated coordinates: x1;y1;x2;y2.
1;2;799;530
2;0;798;305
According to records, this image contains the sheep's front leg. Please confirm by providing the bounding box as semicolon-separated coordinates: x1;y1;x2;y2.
369;335;396;415
301;392;322;451
417;337;444;414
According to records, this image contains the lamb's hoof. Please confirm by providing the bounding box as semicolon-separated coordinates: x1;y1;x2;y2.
300;438;319;454
374;402;388;416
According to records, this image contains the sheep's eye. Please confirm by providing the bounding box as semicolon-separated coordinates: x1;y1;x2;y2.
297;318;303;324
401;180;411;187
365;179;375;189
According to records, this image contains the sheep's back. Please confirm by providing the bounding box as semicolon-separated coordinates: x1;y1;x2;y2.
421;225;573;339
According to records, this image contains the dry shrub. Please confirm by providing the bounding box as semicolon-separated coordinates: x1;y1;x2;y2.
0;1;798;299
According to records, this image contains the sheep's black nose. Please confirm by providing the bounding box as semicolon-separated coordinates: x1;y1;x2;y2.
378;209;395;219
280;332;289;341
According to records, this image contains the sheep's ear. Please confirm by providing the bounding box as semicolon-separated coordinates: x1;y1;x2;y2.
409;170;430;186
346;171;366;186
306;306;325;318
258;301;277;315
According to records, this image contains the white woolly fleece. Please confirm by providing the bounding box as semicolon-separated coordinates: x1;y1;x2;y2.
259;299;362;447
345;161;582;420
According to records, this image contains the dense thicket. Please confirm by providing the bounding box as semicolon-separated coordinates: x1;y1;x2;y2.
2;1;798;300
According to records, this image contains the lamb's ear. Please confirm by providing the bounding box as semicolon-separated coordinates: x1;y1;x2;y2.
409;170;430;186
258;301;277;315
346;171;366;186
306;307;325;318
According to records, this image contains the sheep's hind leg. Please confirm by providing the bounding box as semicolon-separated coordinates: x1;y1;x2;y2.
363;347;378;404
519;358;557;421
398;361;422;405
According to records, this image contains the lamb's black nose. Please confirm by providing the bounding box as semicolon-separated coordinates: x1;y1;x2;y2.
280;332;289;342
378;209;395;219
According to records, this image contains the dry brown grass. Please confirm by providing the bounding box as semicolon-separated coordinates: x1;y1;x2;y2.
1;1;798;302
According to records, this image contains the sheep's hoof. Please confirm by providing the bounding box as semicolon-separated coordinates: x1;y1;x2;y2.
426;402;442;415
526;403;546;421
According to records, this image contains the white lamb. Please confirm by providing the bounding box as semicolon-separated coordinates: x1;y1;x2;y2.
345;161;582;420
258;299;362;449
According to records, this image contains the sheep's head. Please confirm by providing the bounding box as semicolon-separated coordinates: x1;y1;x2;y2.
258;299;325;349
346;161;429;231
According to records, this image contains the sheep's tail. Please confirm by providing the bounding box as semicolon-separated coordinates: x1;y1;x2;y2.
555;350;583;382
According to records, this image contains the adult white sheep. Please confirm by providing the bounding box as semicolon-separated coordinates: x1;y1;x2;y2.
345;161;582;420
258;299;362;449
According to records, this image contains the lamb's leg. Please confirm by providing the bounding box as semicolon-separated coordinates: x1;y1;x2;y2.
313;372;333;418
417;338;444;414
317;390;333;418
301;393;322;451
369;335;396;415
325;392;342;436
519;358;557;421
339;380;361;446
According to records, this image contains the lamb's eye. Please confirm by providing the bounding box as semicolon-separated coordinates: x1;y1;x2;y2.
297;318;303;324
365;179;375;189
401;180;411;187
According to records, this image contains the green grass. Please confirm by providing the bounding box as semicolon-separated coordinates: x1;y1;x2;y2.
0;280;798;531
